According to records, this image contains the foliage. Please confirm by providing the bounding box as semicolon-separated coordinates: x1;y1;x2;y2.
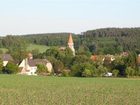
0;28;140;77
112;57;127;76
36;64;48;75
3;35;28;62
96;65;108;77
71;64;83;76
3;62;19;74
53;60;64;74
0;58;3;73
82;69;93;77
62;70;70;77
112;69;119;77
125;67;135;77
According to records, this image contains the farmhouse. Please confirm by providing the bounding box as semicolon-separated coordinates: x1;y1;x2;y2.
103;54;115;64
19;53;37;75
0;54;13;66
19;53;53;75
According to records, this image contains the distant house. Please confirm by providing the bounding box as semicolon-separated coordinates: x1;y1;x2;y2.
18;53;53;75
121;52;129;57
90;54;97;61
103;54;115;64
34;59;53;73
19;53;37;75
1;54;13;66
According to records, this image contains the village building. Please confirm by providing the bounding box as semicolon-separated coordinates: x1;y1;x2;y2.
1;54;13;66
68;33;75;56
103;54;115;64
19;53;37;75
19;53;53;75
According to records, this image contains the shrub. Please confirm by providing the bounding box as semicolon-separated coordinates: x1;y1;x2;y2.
62;70;70;77
112;69;119;77
125;67;135;77
4;61;19;74
97;65;108;77
82;69;93;77
36;64;48;75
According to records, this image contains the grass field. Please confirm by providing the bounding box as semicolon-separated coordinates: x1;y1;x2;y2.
27;44;49;53
0;44;50;54
0;75;140;105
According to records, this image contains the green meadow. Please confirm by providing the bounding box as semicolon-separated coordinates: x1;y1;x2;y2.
27;44;49;53
0;44;49;53
0;75;139;105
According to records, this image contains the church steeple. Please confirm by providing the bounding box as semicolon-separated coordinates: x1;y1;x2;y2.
68;33;73;43
68;33;75;56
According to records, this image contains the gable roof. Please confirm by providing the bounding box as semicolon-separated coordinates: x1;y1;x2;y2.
28;59;36;67
34;59;50;65
1;54;13;61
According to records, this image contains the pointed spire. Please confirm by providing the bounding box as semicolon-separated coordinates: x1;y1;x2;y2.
68;33;73;44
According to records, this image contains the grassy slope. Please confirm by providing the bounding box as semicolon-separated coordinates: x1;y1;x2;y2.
27;44;49;53
0;75;139;105
0;44;49;53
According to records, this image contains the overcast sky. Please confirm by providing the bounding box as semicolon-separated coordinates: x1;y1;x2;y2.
0;0;140;36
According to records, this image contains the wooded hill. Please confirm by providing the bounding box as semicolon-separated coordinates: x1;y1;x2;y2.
0;28;140;54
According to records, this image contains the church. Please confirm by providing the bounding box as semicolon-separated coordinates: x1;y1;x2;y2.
67;33;75;56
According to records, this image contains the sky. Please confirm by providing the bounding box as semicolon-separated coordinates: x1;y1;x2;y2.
0;0;140;36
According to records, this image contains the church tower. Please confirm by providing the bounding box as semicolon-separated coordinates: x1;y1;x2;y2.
68;33;75;56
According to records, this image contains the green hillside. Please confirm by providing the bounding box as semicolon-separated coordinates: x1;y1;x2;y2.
0;44;49;54
27;44;49;53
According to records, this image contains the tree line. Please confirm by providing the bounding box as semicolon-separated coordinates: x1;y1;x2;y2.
0;28;140;54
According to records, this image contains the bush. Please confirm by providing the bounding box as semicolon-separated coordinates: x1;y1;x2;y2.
36;64;48;75
82;69;93;77
53;60;64;74
97;65;108;77
4;61;19;74
125;67;135;77
112;69;119;77
71;64;82;76
62;70;70;77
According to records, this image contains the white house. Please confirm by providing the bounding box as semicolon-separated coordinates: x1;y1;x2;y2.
19;53;37;75
18;53;53;75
